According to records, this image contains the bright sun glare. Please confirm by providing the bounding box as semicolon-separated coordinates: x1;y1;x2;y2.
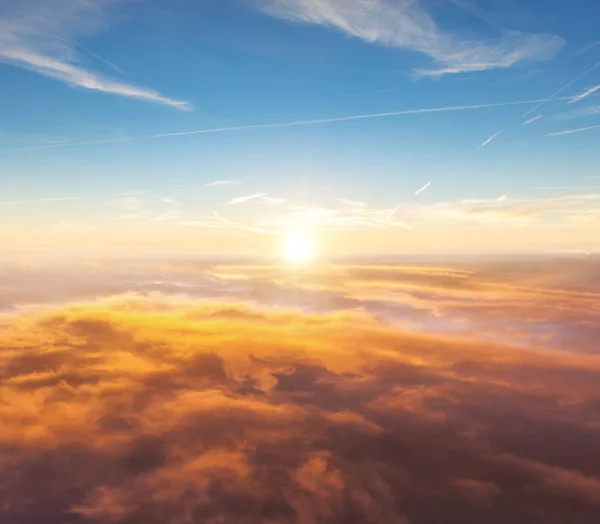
284;231;315;264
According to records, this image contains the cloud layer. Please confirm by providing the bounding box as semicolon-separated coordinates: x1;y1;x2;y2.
2;255;600;351
259;0;564;76
1;289;599;523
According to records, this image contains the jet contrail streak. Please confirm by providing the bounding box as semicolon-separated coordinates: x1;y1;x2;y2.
148;99;569;140
523;61;600;117
545;124;600;137
523;114;542;125
571;84;600;103
5;96;580;154
479;130;502;148
414;180;433;195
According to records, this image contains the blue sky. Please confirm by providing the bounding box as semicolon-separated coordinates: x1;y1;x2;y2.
1;0;600;255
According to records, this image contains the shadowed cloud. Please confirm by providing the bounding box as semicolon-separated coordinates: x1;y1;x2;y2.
0;283;599;522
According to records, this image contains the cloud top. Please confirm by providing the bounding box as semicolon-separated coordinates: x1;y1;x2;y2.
0;268;600;523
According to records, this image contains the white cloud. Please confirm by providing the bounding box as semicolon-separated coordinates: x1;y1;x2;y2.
223;193;287;206
259;0;564;77
266;204;412;231
407;193;600;227
0;0;191;109
336;198;368;208
204;180;242;188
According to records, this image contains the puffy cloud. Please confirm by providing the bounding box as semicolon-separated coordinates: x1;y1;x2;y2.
0;294;600;523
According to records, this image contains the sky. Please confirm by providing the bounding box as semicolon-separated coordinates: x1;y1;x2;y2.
1;0;600;256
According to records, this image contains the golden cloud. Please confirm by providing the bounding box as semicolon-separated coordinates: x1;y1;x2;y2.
1;295;600;523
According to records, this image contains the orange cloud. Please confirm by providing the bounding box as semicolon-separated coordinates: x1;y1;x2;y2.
1;296;600;523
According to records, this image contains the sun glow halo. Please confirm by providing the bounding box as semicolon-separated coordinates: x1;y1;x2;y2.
284;230;315;264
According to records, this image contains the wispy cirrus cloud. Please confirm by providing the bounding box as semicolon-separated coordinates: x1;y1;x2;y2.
268;204;412;231
336;198;368;208
258;0;564;77
204;180;242;188
223;193;287;206
0;0;191;109
389;193;600;228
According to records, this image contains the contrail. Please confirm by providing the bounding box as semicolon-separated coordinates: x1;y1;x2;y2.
5;95;581;154
523;61;600;116
387;203;404;221
479;130;502;148
545;124;600;137
414;180;433;195
11;137;131;152
73;41;129;77
147;100;561;140
388;180;433;221
571;84;600;103
523;114;542;125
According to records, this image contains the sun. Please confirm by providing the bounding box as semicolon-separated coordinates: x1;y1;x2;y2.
283;230;315;264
